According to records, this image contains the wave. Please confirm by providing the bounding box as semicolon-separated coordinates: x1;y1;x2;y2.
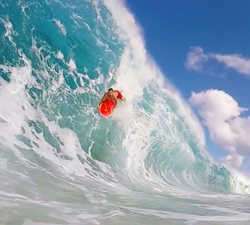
1;0;250;224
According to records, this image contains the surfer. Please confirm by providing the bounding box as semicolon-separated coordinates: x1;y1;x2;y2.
98;88;125;116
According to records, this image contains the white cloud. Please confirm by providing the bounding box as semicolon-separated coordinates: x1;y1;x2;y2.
185;47;209;72
189;89;250;169
185;46;250;76
212;54;250;75
220;154;244;170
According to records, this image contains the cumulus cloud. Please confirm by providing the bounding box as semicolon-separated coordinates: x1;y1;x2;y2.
189;89;250;169
185;46;250;76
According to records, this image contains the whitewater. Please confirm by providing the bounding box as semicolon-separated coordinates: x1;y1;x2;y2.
0;0;250;224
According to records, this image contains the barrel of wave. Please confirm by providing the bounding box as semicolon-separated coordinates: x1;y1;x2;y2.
98;88;125;117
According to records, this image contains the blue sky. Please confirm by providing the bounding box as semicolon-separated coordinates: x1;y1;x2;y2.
124;0;250;171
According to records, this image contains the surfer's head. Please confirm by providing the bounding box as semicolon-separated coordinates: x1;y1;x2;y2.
108;88;114;95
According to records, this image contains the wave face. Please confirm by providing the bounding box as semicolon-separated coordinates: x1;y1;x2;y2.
1;0;250;224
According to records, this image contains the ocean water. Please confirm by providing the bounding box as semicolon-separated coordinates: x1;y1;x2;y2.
1;0;250;224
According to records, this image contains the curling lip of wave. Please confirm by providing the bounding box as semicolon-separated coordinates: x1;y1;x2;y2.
102;0;206;150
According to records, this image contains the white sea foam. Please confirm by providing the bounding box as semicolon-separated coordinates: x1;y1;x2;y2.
1;17;16;45
53;19;67;36
56;51;64;60
68;58;77;72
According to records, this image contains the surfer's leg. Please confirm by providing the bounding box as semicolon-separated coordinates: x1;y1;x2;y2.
109;101;116;112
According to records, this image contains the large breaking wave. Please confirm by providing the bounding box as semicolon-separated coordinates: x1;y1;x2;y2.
1;0;250;224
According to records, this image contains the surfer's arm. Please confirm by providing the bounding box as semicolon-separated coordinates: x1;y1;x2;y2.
98;93;107;106
113;98;117;106
116;90;125;102
111;99;117;112
121;96;126;102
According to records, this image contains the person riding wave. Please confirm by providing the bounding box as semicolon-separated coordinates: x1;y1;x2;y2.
98;88;125;115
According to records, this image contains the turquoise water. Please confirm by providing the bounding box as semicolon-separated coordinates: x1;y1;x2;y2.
1;0;250;224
